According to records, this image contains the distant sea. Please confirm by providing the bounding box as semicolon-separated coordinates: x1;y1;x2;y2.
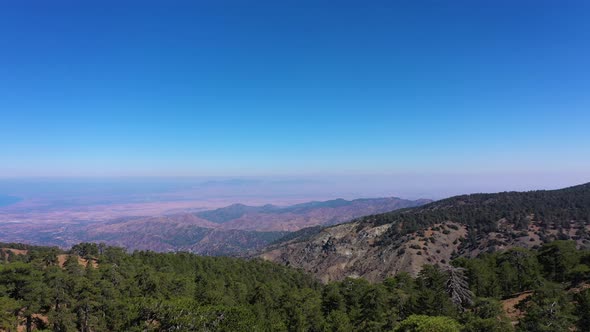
0;195;21;207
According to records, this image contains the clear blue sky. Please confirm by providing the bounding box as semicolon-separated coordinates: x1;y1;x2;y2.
1;1;589;178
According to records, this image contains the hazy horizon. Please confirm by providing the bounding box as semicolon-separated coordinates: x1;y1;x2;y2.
0;174;587;247
1;173;588;202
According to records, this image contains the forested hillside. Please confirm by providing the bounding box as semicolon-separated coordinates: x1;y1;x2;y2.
1;241;590;331
371;182;590;247
261;183;590;281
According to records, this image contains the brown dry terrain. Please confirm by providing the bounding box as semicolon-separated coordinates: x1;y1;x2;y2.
1;248;96;268
56;254;98;268
502;291;534;325
0;197;429;256
1;248;27;256
0;193;352;226
12;314;49;332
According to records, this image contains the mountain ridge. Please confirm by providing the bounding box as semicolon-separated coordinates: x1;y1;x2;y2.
259;183;590;282
0;196;429;256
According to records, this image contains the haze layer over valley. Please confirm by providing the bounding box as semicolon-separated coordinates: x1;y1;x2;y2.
0;177;434;254
1;175;586;255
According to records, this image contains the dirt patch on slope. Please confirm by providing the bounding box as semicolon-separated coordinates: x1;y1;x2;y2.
502;291;533;325
57;254;98;268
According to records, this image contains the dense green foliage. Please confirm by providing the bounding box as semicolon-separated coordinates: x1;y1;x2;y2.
454;241;590;331
1;240;590;331
394;315;462;332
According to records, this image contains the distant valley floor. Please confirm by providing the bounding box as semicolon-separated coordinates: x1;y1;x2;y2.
0;197;429;256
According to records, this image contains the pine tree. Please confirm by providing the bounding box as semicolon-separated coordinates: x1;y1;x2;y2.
445;266;473;311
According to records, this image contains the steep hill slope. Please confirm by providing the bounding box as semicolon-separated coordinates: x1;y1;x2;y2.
260;183;590;282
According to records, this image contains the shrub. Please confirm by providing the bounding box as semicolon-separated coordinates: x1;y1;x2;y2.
394;315;462;332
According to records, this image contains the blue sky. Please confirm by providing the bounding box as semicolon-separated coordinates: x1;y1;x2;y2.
1;1;589;179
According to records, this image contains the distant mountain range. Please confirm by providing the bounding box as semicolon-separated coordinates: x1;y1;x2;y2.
260;183;590;282
194;197;431;232
0;196;429;255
